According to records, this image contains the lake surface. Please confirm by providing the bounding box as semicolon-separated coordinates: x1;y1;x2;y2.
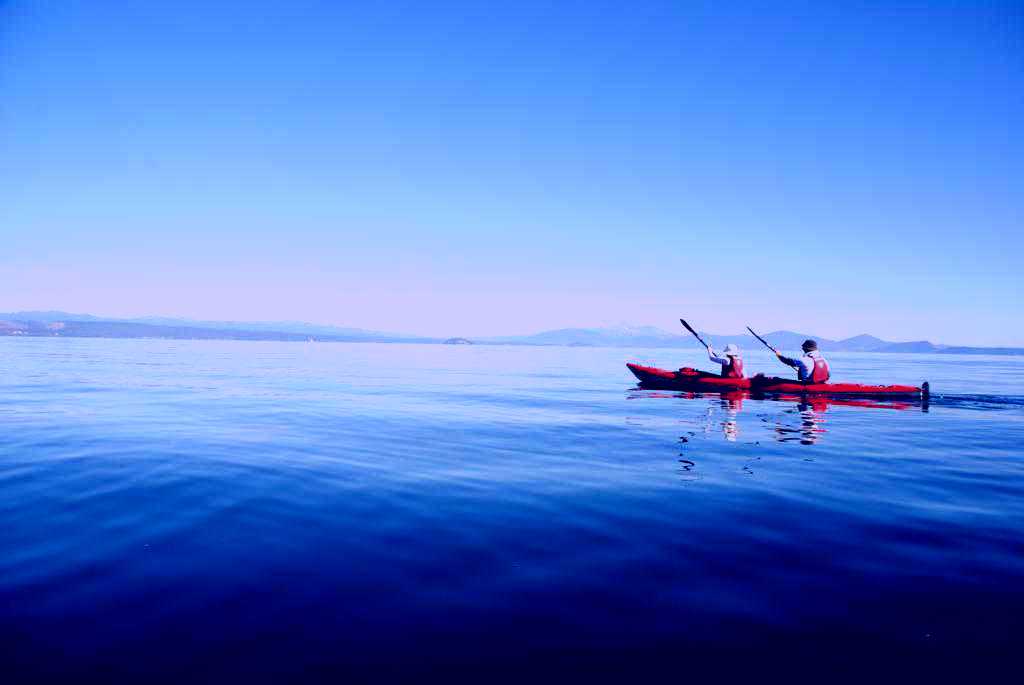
2;338;1023;681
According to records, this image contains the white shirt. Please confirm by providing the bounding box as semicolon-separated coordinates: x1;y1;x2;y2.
708;348;734;367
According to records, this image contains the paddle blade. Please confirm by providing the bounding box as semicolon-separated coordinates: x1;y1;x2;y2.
679;319;709;349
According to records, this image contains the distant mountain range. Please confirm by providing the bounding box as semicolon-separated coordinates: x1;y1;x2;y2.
0;313;1021;355
483;326;1024;355
0;312;433;344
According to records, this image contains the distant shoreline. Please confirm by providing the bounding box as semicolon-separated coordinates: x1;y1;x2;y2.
2;313;1021;356
1;321;1021;356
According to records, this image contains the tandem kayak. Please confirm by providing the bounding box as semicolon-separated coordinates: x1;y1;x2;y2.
627;363;929;399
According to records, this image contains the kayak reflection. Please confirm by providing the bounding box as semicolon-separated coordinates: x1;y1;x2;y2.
629;388;926;446
691;391;745;442
775;402;827;445
632;388;925;412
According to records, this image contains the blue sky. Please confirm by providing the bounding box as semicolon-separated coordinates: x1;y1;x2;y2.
1;1;1021;344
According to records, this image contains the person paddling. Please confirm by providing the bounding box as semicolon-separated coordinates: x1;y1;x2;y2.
708;343;744;378
775;339;830;383
679;320;746;379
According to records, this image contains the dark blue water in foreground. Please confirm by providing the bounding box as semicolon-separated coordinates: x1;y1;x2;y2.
2;339;1023;681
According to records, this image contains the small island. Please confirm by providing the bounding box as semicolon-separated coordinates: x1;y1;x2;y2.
443;338;473;345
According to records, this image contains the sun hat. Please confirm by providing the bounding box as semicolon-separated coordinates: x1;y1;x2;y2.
723;343;740;356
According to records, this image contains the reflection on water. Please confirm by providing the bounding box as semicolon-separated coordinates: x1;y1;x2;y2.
630;389;926;446
775;403;827;445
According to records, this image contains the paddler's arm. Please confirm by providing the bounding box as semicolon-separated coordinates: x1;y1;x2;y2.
777;353;813;380
776;352;800;368
707;346;729;366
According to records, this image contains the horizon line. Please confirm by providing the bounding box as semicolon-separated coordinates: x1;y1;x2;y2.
2;308;1022;350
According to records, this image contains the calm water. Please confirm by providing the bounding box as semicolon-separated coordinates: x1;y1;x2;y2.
2;338;1023;681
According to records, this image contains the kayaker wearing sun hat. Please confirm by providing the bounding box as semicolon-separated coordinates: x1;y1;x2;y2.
707;343;744;379
776;339;830;383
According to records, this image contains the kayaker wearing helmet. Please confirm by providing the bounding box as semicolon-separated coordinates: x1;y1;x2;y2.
776;339;830;383
707;343;744;378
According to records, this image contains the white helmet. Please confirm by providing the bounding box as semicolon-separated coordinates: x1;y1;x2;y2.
723;343;740;356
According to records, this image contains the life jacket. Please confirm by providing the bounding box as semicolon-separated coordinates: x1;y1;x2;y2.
721;356;744;379
807;355;830;383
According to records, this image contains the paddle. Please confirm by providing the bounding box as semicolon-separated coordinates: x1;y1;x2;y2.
746;326;780;355
679;319;710;350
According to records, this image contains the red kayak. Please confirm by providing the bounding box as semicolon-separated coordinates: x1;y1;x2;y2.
627;363;928;399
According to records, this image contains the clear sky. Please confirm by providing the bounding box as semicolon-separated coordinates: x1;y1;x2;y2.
2;1;1021;344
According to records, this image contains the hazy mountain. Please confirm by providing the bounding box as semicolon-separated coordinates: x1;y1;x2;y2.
941;346;1024;355
874;341;940;353
0;312;414;341
126;316;416;340
478;326;1024;355
482;325;681;348
0;316;437;344
0;311;105;323
1;314;1021;355
836;334;888;352
679;329;835;352
483;327;834;351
